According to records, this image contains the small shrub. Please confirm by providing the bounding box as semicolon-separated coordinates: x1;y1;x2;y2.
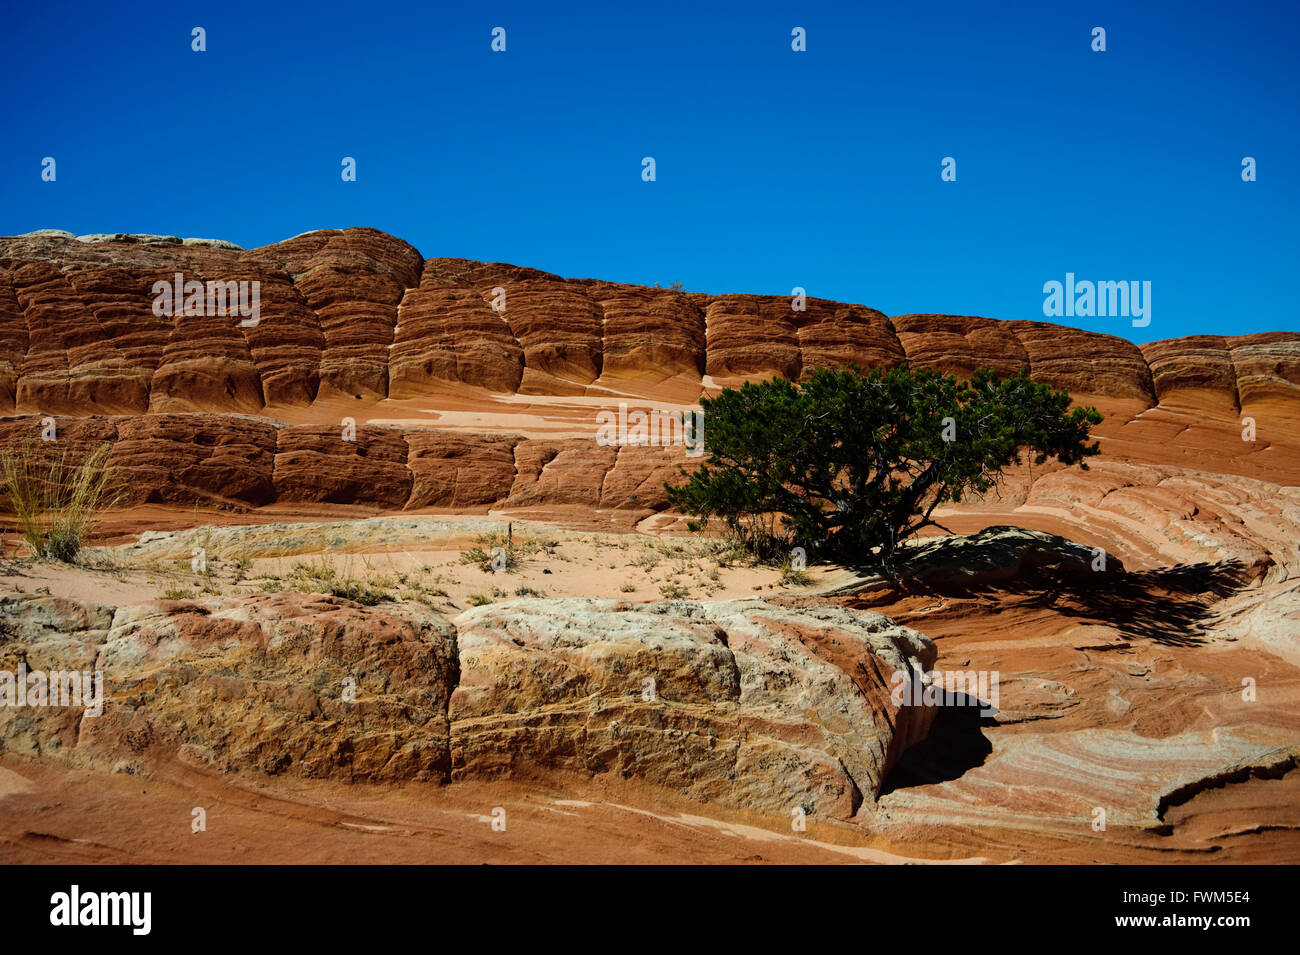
779;561;812;587
459;546;497;571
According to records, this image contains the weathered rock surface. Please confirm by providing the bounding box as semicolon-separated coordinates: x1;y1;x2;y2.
0;413;280;508
0;592;459;782
0;412;696;513
584;283;706;385
447;597;935;815
505;439;619;509
391;266;524;396
704;295;803;383
405;431;521;508
894;314;1158;402
0;592;935;818
272;425;413;508
454;596;935;816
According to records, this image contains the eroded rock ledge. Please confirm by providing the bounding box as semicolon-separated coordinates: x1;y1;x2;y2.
0;413;688;514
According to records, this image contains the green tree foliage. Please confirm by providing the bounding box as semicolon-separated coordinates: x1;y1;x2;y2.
665;365;1102;571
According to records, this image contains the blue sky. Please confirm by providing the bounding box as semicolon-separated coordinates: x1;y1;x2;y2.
2;0;1296;344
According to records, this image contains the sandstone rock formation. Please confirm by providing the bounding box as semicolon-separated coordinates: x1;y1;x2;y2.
0;228;1294;414
0;592;458;782
0;593;935;819
0;413;695;516
451;597;936;816
1141;331;1300;411
1;227;1295;524
822;525;1127;598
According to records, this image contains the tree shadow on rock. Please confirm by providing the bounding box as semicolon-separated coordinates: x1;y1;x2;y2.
868;527;1264;648
1040;559;1257;647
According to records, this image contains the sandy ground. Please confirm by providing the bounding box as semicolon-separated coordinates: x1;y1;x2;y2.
0;756;995;865
0;516;831;611
5;749;1295;864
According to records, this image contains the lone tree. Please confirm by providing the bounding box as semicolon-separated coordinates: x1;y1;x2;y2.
665;364;1102;572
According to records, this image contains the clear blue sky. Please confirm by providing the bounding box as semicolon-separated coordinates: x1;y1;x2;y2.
2;0;1296;344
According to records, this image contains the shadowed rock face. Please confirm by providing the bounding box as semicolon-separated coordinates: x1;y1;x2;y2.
272;425;414;507
0;593;935;818
2;228;1295;412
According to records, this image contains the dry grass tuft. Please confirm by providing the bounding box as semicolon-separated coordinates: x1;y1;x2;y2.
1;440;119;563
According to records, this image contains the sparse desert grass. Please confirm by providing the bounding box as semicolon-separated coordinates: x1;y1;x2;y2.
161;586;196;600
1;440;119;563
778;559;812;587
658;580;692;599
228;553;253;582
130;542;469;611
45;520;785;616
633;550;661;571
698;536;757;569
460;529;556;573
77;547;131;579
287;554;394;606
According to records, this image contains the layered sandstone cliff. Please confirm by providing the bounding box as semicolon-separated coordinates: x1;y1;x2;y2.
1;228;1296;415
